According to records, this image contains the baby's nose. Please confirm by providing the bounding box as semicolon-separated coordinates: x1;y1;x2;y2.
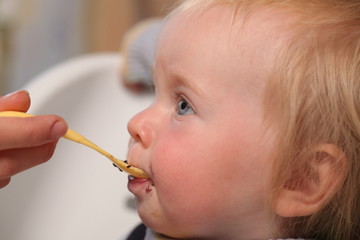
127;108;154;149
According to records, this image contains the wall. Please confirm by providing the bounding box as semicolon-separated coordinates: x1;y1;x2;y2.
87;0;174;52
0;0;176;94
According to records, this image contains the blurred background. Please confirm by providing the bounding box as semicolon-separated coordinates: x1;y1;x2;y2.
0;0;176;95
0;1;177;239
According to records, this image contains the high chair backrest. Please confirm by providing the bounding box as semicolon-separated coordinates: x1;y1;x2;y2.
0;53;154;240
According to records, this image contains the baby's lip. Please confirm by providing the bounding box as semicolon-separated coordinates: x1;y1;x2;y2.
128;175;151;183
128;174;155;188
127;174;155;195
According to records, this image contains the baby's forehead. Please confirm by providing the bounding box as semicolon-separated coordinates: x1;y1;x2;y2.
157;4;293;82
160;3;294;57
163;3;294;35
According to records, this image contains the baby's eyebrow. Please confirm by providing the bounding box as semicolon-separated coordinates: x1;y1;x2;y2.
170;72;205;97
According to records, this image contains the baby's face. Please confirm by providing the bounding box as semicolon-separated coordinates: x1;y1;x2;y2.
127;4;286;239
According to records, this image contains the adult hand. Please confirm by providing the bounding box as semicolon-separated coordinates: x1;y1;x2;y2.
0;90;68;188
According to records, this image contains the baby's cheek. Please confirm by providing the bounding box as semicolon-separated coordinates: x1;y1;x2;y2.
151;136;191;181
152;155;217;211
151;147;193;196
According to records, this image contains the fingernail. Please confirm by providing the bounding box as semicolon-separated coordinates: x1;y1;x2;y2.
51;120;68;139
3;90;29;99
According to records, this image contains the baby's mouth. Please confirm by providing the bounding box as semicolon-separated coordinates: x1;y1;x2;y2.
128;175;149;183
128;175;155;194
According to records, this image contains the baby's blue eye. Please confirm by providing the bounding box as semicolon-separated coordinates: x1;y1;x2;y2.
177;98;195;115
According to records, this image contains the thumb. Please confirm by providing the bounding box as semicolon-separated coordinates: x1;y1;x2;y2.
0;115;68;150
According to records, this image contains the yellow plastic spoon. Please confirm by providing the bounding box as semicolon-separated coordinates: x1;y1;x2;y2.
0;111;149;179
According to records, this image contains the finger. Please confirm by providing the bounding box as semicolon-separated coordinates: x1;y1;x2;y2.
0;141;57;179
0;115;68;150
0;178;11;188
0;90;31;112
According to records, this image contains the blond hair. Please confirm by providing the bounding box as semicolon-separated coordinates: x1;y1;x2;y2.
264;2;360;239
171;0;360;239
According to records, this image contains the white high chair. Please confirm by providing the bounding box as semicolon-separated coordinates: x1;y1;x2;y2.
0;53;154;240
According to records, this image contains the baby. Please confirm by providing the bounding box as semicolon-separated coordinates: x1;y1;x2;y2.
125;0;360;239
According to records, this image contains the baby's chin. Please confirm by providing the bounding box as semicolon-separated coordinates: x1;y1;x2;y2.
136;193;165;228
136;203;181;238
135;190;205;238
139;209;201;239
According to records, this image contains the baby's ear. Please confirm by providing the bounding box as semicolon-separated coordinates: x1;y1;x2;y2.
273;144;347;217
